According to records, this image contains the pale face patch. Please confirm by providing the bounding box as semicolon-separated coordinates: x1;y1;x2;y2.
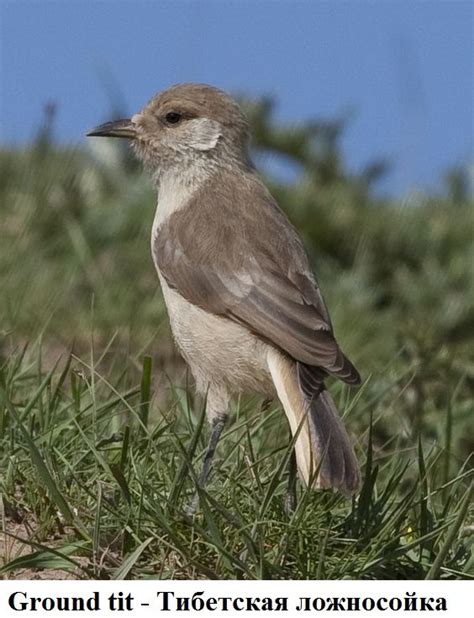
184;118;222;151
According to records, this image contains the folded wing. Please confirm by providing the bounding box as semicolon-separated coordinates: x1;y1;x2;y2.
154;171;360;385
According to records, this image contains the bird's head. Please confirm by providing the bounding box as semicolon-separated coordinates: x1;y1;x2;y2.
87;83;251;179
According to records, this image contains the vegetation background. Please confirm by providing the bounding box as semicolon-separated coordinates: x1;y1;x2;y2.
0;98;472;580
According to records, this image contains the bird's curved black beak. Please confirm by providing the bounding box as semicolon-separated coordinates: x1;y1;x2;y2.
86;118;136;139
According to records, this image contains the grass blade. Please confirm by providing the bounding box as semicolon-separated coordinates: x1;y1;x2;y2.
112;537;153;580
426;483;473;579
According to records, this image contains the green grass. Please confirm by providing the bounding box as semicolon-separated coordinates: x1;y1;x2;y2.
0;340;472;579
0;110;473;578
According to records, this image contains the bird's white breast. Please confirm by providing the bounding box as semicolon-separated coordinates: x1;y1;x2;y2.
150;173;194;250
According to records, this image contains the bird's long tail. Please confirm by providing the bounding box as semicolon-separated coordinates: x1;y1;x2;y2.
267;349;359;496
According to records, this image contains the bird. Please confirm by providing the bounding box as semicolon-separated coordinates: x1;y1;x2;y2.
87;83;361;512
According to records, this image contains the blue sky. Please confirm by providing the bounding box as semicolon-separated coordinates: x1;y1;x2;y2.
1;0;472;196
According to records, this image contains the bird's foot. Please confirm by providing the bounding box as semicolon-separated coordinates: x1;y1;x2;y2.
185;491;200;517
284;486;297;516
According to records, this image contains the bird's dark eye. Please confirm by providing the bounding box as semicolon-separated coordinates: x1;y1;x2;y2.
165;112;182;124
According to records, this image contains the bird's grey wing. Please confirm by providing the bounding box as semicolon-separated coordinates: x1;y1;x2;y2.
156;228;359;385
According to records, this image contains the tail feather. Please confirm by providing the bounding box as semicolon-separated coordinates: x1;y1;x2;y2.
267;350;360;496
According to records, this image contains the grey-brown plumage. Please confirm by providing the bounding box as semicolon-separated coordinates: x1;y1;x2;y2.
87;83;361;503
155;170;360;381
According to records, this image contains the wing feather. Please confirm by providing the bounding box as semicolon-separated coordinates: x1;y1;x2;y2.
154;171;360;385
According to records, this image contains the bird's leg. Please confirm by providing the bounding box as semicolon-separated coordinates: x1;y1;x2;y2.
197;415;227;487
186;414;227;516
284;449;297;515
